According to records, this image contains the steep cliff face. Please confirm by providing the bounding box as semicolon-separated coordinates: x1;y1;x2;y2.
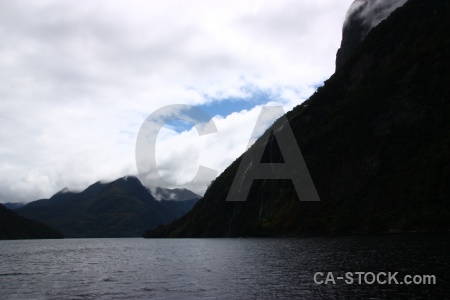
146;0;450;238
336;0;408;70
336;1;372;70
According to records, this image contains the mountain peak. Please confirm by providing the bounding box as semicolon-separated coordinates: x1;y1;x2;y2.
336;0;408;70
15;176;200;238
55;187;70;195
122;175;139;182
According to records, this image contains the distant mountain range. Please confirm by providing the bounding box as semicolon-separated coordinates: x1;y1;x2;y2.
145;0;450;238
0;204;63;240
2;202;25;210
12;176;199;238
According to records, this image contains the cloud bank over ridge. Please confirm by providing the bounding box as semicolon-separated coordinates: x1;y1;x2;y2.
345;0;409;29
0;0;353;203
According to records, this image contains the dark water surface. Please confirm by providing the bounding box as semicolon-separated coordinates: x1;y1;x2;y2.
0;234;448;299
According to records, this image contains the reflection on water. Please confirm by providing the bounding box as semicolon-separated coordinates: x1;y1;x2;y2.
0;233;448;299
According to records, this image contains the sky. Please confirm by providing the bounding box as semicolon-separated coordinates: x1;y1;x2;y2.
0;0;355;203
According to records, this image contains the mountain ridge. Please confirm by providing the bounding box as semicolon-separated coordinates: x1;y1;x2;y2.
145;0;450;238
15;176;200;238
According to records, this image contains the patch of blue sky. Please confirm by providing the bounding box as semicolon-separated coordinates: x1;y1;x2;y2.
199;89;273;118
163;94;270;133
162;119;194;133
162;83;324;134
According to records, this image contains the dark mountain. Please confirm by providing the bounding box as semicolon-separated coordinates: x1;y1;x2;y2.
15;176;199;238
2;202;25;210
145;0;450;238
0;204;63;240
336;0;372;70
336;0;408;70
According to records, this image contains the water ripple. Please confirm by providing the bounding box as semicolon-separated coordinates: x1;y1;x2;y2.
0;234;449;299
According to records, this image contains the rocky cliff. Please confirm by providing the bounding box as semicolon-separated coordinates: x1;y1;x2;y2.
336;0;408;70
146;0;450;238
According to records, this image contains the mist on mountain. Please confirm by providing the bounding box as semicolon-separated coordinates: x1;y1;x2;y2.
145;0;450;238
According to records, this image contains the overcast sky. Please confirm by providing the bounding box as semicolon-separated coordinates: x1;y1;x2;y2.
0;0;354;203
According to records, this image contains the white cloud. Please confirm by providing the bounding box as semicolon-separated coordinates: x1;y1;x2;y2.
147;104;286;195
345;0;409;29
0;0;352;202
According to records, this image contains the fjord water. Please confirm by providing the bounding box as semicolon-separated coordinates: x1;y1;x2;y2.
1;234;448;299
